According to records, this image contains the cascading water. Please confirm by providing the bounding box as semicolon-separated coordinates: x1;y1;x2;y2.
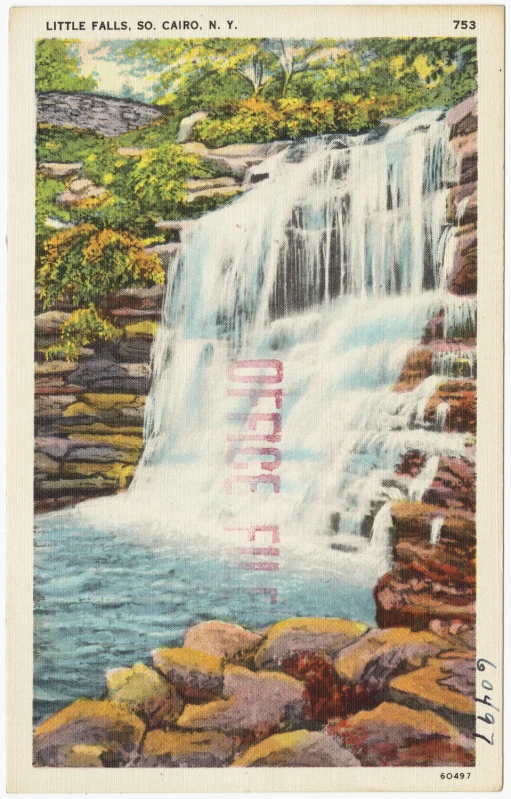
75;108;470;581
35;108;477;722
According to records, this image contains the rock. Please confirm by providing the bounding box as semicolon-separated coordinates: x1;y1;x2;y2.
393;348;433;392
65;445;126;463
177;111;209;143
389;656;475;733
281;652;378;723
34;394;77;418
33;698;145;767
62;461;134;490
38;162;82;179
35;475;119;498
124;321;158;338
35;360;77;376
184;620;262;661
106;662;183;729
233;730;360;767
101;285;166;312
449;230;477;295
177;665;305;734
117;147;147;157
185;186;243;204
447;182;477;225
185;177;238;192
35;436;74;459
37;91;163;138
153;647;224;701
421;310;445;343
34;310;70;336
34;451;60;477
447;94;477;137
329;701;471;766
138;729;234;767
181;142;208;156
119;363;151;379
69;178;94;196
395;450;427;478
254;617;368;670
71;358;131;390
58;185;106;205
334;628;458;690
424;380;476;433
422;456;476;513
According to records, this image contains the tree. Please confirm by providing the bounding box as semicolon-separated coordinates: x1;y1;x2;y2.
36;39;97;92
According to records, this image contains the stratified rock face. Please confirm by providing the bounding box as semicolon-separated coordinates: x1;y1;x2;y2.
232;729;360;767
138;729;235;767
37;92;163;137
184;621;262;661
33;698;145;767
424;380;476;434
328;701;474;767
374;497;476;630
254;617;368;669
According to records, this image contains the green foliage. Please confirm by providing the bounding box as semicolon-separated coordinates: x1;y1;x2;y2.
35;174;70;241
36;124;111;164
36;40;97;93
194;96;399;147
44;308;121;361
38;224;164;309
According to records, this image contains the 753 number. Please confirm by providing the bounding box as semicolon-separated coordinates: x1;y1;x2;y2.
454;20;476;29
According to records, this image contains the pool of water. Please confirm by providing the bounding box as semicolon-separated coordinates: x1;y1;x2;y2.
34;512;376;725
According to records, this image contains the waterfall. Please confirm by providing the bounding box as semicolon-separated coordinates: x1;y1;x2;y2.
80;109;472;585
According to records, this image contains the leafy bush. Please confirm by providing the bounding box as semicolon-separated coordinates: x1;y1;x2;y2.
193;96;400;147
44;308;121;361
38;224;164;309
35;174;70;241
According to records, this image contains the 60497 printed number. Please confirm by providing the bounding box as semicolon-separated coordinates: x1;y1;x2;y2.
441;773;472;780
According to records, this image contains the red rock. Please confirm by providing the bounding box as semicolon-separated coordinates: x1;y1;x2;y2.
449;231;477;295
447;182;477;225
393;348;433;392
422;456;475;513
395;450;427;478
424;380;476;434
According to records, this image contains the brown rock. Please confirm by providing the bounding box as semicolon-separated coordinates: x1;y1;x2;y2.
184;620;262;661
152;647;224;701
233;729;360;767
449;231;477;296
254;617;368;670
334;628;458;690
328;702;472;766
393;348;433;392
106;663;183;729
33;698;145;767
138;729;234;767
176;665;305;734
424;380;476;433
447;182;477;225
389;656;475;733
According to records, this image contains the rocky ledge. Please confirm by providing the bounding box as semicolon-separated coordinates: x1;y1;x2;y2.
33;617;475;768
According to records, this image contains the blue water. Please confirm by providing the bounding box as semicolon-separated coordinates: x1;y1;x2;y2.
34;513;375;725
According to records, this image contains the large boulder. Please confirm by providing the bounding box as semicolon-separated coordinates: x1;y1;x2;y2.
334;627;459;690
254;617;368;669
152;647;224;701
138;729;234;767
328;701;473;766
177;111;209;143
176;665;305;734
33;698;145;767
233;729;360;767
106;662;183;729
389;654;476;733
183;620;262;661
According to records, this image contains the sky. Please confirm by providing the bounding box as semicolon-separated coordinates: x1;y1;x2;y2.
75;41;159;100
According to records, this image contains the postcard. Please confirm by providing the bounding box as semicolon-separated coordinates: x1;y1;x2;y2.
7;4;504;792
